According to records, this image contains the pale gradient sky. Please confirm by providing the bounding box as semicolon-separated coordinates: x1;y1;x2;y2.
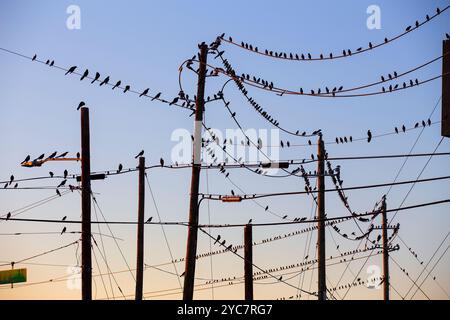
0;0;449;300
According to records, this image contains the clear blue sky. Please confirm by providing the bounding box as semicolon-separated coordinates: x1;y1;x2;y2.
0;0;449;299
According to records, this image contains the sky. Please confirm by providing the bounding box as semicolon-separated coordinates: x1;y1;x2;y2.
0;0;449;300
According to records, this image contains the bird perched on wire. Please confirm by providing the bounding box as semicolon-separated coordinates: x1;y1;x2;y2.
146;217;153;223
135;150;144;159
48;151;57;159
152;92;161;101
32;54;37;61
80;69;89;81
139;88;149;97
367;130;372;143
65;66;77;75
34;154;45;161
160;158;164;167
64;170;68;179
6;212;11;220
62;216;67;221
214;235;221;245
117;164;123;173
99;76;110;86
21;155;30;164
61;227;67;235
169;97;179;105
91;72;100;84
112;80;121;90
57;179;67;188
77;101;85;110
123;85;130;93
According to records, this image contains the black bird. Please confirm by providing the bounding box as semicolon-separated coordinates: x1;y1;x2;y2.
146;217;153;223
49;171;54;178
61;227;67;235
151;92;161;101
140;88;149;97
367;130;372;143
91;72;100;84
248;219;252;224
169;97;179;105
6;212;11;220
135;150;144;159
118;164;123;172
278;276;283;281
77;101;85;110
49;60;54;66
34;154;45;161
57;151;68;158
62;216;67;221
76;152;80;159
160;158;164;167
57;179;67;188
214;235;221;245
65;66;77;75
56;189;61;197
80;69;88;81
99;76;109;86
48;151;57;159
123;85;130;93
395;127;399;134
64;169;68;179
32;54;37;61
22;155;30;163
14;183;18;189
45;60;50;65
402;125;406;132
112;80;121;90
265;205;269;211
231;189;235;196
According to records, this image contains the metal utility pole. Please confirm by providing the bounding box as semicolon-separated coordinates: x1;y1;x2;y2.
381;198;390;301
244;224;253;300
135;157;145;300
442;39;450;137
183;43;208;300
80;107;92;300
317;135;326;300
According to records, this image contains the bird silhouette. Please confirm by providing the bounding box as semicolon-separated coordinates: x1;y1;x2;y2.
152;92;161;101
214;235;221;245
64;170;68;179
169;97;179;105
34;154;45;161
49;171;54;177
65;66;77;75
61;227;66;235
367;130;372;143
56;189;61;197
112;80;121;90
48;151;57;159
76;152;80;159
146;217;153;223
91;72;100;84
50;60;54;66
160;158;164;167
248;219;252;224
77;101;85;110
135;150;144;159
57;152;68;158
123;85;130;93
139;88;149;97
32;54;37;61
118;164;123;173
80;69;89;81
14;183;18;188
6;212;11;220
62;216;67;221
57;179;67;188
22;155;30;163
99;76;110;86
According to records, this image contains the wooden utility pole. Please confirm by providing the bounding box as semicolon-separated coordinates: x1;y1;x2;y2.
317;135;326;300
244;224;253;300
183;43;208;300
381;197;390;301
442;39;450;137
135;156;145;300
80;107;92;300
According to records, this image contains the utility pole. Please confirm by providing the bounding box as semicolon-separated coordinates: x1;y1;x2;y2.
183;43;208;300
135;157;145;300
80;107;92;300
317;135;326;300
244;224;253;300
381;197;390;301
442;39;450;138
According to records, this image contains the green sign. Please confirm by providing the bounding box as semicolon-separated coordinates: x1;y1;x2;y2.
0;268;27;285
